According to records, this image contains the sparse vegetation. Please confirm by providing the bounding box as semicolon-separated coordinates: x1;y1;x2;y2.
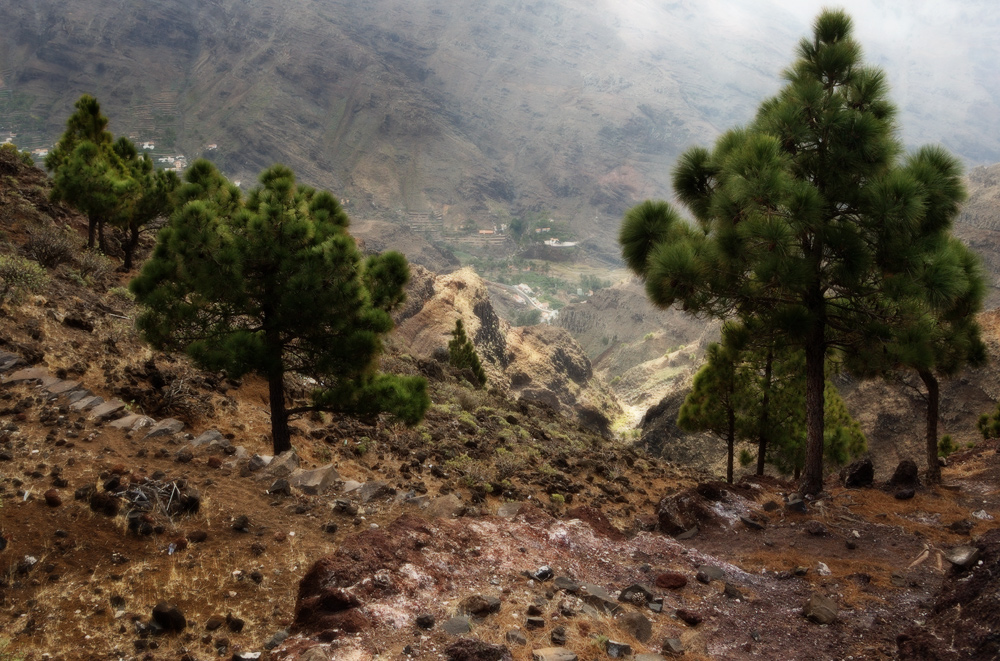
0;253;46;307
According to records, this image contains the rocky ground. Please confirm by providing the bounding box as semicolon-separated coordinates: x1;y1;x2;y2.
2;333;999;660
3;146;1000;661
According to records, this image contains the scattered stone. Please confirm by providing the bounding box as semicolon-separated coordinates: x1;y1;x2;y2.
426;493;465;519
846;540;857;550
606;640;633;658
206;616;225;631
793;566;809;577
723;583;743;600
550;625;567;646
762;500;780;512
264;450;300;478
445;637;512;661
532;648;577;661
358;480;396;503
945;546;981;569
188;530;209;543
321;522;338;534
530;565;555;582
441;616;471;635
526;616;546;629
948;519;974;535
152;602;186;632
208;456;224;469
526;604;544;617
506;629;527;646
263;629;289;650
232;653;262;661
416;613;436;629
226;612;245;633
662;637;685;655
109;414;154;431
740;515;766;530
497;501;525;518
655;572;687;589
88;399;127;422
618;583;653;605
459;594;502;617
675;609;702;626
696;565;725;583
617;612;652;642
247;455;271;472
288;465;341;495
888;459;920;487
803;593;838;625
70;395;103;412
841;457;875;488
268;479;292;497
191;429;226;447
805;521;827;536
232;515;250;532
554;576;580;593
43;489;62;507
175;448;194;463
785;494;807;513
894;488;916;500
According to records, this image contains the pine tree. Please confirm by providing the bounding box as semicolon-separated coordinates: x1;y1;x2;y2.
130;161;429;454
45;95;117;251
448;319;487;388
46;95;177;263
677;337;743;483
620;10;971;494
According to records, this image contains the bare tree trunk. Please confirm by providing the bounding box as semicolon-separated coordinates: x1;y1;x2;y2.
756;347;773;476
801;321;826;495
269;367;291;455
919;369;941;484
727;403;736;484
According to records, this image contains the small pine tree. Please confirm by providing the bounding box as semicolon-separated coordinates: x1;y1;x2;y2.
448;319;487;388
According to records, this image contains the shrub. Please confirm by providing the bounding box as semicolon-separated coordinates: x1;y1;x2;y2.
0;254;46;307
76;249;115;281
937;434;958;458
24;223;77;267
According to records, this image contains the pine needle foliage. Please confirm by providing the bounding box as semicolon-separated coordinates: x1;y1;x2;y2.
130;161;429;454
448;319;487;388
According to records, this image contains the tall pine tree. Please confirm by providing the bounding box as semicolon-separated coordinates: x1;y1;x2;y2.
131;161;429;454
620;10;971;494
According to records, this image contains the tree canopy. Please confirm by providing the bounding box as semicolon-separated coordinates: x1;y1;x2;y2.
45;94;177;266
130;161;429;454
620;10;976;493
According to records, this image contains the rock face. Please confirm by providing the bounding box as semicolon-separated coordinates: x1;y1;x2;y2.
393;267;622;427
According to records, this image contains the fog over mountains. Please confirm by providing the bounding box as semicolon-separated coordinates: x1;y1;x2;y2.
2;0;999;257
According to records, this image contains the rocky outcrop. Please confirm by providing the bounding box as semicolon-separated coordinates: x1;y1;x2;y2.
393;267;622;428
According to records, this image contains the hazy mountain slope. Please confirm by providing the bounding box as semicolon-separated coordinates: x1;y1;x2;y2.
8;0;1000;262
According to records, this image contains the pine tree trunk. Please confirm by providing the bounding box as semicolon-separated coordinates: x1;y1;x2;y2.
87;215;97;249
269;367;291;455
801;321;826;495
124;222;139;271
919;369;941;484
756;347;773;476
727;404;735;484
97;218;107;254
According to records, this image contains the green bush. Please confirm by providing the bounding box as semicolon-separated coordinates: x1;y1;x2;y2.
0;254;46;306
938;434;958;458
